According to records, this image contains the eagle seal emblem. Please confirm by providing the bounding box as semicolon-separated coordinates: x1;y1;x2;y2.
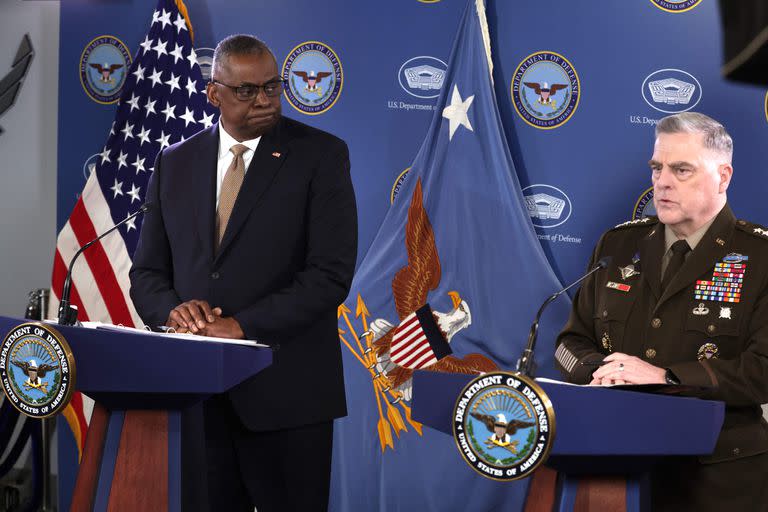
282;41;343;115
79;35;131;104
453;371;555;480
0;323;75;418
650;0;702;13
339;178;498;451
511;51;580;130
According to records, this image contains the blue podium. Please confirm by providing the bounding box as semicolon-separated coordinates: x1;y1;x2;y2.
411;370;725;512
0;316;272;512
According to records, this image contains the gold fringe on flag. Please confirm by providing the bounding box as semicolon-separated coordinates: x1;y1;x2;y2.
174;0;195;42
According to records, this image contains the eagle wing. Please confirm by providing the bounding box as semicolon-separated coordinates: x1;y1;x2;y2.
292;70;309;82
36;363;59;377
89;63;105;73
523;82;541;94
11;360;29;372
425;353;498;375
507;419;536;435
548;83;567;93
392;178;441;320
470;412;497;433
108;64;124;73
315;71;332;81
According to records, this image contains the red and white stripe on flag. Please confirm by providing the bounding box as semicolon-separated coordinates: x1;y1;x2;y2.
48;0;218;459
49;172;143;327
390;312;439;369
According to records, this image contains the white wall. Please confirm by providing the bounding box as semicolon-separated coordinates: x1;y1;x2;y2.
0;0;60;317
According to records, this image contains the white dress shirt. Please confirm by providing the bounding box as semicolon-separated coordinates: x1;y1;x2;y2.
216;121;261;208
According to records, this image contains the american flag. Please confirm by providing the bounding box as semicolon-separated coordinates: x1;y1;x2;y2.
49;0;217;457
389;304;452;369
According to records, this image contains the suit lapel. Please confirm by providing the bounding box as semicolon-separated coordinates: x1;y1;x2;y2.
215;118;288;260
657;205;736;308
639;223;664;302
193;125;220;264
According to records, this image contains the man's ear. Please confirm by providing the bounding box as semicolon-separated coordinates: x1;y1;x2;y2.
206;82;220;107
718;163;733;194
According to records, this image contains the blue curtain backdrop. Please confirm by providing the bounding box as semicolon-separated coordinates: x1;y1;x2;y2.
55;0;768;509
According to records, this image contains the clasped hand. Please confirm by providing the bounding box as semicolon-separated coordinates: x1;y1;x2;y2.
589;352;666;386
165;299;244;339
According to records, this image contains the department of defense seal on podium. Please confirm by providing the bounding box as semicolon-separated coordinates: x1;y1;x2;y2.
0;323;75;418
453;371;555;480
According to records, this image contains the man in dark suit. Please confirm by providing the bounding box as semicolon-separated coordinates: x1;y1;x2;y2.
129;34;357;511
555;112;768;510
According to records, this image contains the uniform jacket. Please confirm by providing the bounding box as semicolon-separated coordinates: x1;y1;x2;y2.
556;205;768;464
129;116;358;431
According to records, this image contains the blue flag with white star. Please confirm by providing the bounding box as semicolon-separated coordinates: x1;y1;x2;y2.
330;0;571;509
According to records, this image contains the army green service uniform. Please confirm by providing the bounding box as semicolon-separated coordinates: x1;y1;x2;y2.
556;205;768;511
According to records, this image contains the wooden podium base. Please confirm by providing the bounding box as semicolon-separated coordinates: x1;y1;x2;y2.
70;404;180;512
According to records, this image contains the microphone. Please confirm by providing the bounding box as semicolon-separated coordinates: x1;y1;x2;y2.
57;202;153;325
515;256;612;377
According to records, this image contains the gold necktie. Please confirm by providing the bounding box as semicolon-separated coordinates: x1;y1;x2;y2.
216;144;248;248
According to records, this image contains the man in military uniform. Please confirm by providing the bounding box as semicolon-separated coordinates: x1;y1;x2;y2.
556;112;768;510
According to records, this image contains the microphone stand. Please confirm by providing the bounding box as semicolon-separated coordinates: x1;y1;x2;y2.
58;203;151;326
515;257;611;377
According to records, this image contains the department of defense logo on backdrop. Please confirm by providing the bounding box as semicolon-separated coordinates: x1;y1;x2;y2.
453;372;555;481
633;186;657;220
282;41;343;115
642;69;702;114
196;47;215;81
511;51;580;129
650;0;702;13
79;35;131;104
0;323;75;418
522;184;573;229
391;167;411;203
81;152;100;193
398;56;447;99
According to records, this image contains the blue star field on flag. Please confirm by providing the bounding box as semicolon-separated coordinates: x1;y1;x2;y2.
93;0;218;254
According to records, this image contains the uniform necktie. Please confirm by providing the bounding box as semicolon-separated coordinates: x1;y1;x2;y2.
216;144;248;248
661;239;691;291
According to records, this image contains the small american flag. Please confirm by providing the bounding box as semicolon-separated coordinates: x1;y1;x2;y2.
49;0;217;457
389;304;452;369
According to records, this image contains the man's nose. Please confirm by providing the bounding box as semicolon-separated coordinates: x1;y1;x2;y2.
654;167;673;188
252;88;270;106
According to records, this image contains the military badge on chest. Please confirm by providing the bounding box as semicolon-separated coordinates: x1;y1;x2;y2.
694;254;747;304
618;265;639;280
697;342;719;361
607;255;640;293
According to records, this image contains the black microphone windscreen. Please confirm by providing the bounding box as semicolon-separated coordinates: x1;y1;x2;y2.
597;256;612;268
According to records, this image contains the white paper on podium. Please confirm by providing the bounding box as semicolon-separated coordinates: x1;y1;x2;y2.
534;377;584;387
77;321;269;348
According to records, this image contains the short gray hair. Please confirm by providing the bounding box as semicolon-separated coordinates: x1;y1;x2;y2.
655;112;733;160
212;34;274;77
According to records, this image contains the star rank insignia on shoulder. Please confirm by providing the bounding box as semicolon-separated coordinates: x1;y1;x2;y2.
735;219;768;239
613;217;658;230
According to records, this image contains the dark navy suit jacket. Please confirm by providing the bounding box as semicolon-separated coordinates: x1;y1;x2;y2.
129;116;357;431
